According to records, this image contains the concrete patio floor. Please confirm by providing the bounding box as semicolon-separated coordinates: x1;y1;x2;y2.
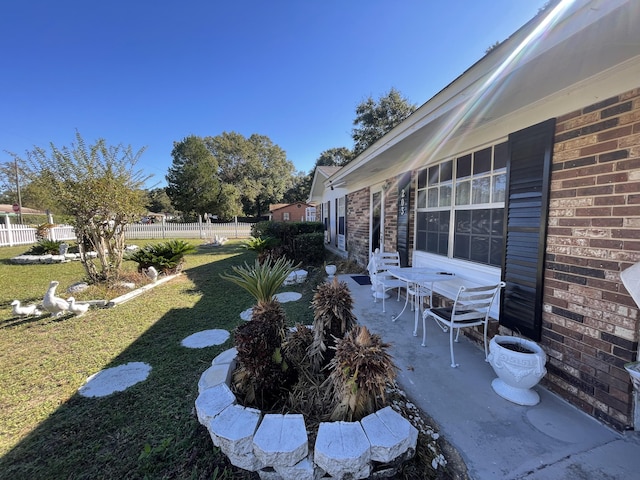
340;274;640;480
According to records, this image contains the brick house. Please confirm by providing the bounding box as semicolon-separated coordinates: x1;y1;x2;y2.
308;0;640;431
268;202;316;222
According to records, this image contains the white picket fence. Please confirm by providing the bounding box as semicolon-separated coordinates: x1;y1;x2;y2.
124;222;253;240
0;219;253;247
0;222;77;247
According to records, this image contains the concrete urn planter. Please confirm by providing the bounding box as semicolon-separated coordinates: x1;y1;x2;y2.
487;335;547;406
325;264;337;280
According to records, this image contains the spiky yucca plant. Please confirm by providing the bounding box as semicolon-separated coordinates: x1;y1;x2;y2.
243;236;280;264
308;277;357;372
221;257;297;408
326;325;397;422
221;257;295;306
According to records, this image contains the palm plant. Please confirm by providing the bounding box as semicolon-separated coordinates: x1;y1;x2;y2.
308;277;357;372
221;257;297;408
326;325;397;421
221;256;294;305
243;236;280;264
125;239;196;274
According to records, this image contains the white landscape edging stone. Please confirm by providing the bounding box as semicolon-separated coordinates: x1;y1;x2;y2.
195;348;418;479
315;421;371;479
106;273;179;307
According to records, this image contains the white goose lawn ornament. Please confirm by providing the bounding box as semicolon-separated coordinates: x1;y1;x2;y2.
146;266;158;282
67;297;90;317
42;280;70;317
11;300;42;317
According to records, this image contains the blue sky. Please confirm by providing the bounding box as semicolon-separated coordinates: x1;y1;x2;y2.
1;0;548;188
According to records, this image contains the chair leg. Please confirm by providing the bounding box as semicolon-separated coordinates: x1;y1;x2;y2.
450;326;458;368
483;323;489;361
382;290;386;313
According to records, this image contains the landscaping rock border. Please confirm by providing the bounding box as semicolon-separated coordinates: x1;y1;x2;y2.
10;252;97;264
195;348;418;480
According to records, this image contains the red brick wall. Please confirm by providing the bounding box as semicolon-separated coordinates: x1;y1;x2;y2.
347;187;370;267
544;88;640;430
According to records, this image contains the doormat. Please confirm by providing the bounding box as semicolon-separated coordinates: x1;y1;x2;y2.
351;275;372;285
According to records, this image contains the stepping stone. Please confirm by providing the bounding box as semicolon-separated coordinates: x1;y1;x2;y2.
240;307;253;321
78;362;152;398
294;270;307;283
274;292;302;303
181;329;230;348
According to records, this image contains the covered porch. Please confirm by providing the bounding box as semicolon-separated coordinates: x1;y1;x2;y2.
341;272;640;479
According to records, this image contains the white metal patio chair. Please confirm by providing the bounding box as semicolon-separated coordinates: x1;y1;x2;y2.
422;282;506;368
372;251;406;313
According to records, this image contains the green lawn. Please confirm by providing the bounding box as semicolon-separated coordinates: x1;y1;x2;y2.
0;240;453;479
0;240;323;479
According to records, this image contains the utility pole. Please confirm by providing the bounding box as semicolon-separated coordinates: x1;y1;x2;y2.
14;159;23;224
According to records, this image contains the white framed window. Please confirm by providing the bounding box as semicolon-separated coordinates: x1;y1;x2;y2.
416;141;508;267
283;212;290;221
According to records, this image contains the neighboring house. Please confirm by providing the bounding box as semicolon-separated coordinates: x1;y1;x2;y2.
269;202;316;222
309;0;640;431
0;204;46;216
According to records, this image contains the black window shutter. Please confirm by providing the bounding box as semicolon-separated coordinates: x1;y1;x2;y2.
397;172;412;267
500;118;555;341
344;195;348;251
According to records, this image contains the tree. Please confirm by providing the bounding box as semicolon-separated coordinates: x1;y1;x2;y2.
282;171;312;203
485;41;501;54
12;131;150;283
0;161;19;204
146;187;175;214
351;87;417;156
315;147;353;167
166;135;241;220
204;132;295;217
0;160;69;217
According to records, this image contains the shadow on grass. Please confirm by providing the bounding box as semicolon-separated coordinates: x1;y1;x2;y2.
0;244;282;480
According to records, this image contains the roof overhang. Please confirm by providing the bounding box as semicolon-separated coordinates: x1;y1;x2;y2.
328;0;640;189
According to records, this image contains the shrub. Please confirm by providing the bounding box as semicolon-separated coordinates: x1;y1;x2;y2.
125;240;196;274
35;223;55;241
220;257;296;305
327;325;397;421
293;232;325;265
249;221;324;264
251;221;277;239
243;236;281;264
26;238;64;255
308;277;357;372
221;257;298;408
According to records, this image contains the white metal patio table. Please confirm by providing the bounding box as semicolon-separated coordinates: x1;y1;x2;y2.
385;267;455;337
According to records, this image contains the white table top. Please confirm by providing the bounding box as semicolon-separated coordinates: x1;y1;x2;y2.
386;267;455;284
